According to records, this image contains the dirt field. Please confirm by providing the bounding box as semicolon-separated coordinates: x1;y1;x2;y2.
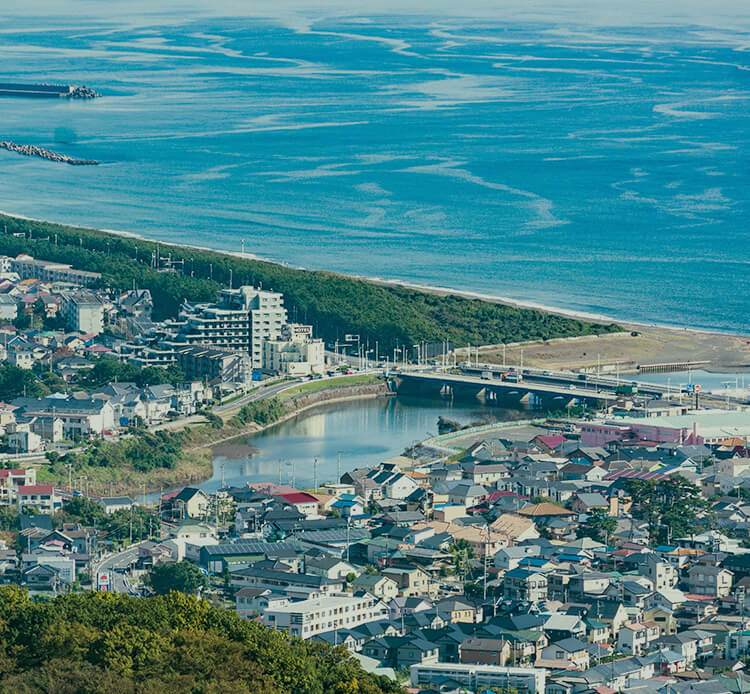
466;325;750;373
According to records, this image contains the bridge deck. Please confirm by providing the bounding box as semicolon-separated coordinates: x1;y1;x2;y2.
398;371;619;401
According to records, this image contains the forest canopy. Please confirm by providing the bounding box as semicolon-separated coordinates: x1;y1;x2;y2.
0;587;402;694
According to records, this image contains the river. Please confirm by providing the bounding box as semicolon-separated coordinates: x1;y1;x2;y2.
199;394;528;493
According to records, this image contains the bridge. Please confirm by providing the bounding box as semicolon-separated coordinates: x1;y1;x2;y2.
393;370;623;407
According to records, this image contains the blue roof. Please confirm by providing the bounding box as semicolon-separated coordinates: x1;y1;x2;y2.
654;544;678;552
519;557;548;567
558;554;586;562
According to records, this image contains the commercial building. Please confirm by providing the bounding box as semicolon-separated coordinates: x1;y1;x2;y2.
9;254;101;286
178;286;287;369
410;663;546;694
580;410;750;447
262;593;388;639
262;324;324;376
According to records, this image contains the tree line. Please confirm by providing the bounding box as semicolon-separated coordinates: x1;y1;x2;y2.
0;213;622;352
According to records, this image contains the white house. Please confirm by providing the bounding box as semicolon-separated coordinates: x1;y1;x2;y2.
262;593;388;639
617;622;661;656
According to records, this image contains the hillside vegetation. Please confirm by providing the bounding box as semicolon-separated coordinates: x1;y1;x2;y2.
0;587;402;694
0;214;621;351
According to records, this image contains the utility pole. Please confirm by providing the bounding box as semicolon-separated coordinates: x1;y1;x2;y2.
484;525;490;600
346;518;351;563
337;452;342;482
313;457;318;494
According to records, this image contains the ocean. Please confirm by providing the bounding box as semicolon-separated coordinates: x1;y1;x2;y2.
1;1;749;332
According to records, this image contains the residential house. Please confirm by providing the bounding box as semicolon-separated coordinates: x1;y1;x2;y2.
541;637;590;670
687;565;733;597
616;622;660;656
351;574;399;601
504;568;548;602
382;566;437;598
305;556;356;580
460;638;512;666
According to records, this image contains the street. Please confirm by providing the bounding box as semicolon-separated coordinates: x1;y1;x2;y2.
94;541;146;594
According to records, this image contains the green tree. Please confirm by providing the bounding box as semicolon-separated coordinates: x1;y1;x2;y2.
148;561;208;595
12;311;30;330
578;508;617;543
0;211;621;353
622;476;712;544
448;538;475;581
0;365;48;399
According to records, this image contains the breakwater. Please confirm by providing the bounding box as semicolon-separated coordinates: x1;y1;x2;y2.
0;141;98;166
0;83;98;99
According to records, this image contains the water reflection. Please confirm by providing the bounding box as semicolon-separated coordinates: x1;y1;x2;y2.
201;395;527;493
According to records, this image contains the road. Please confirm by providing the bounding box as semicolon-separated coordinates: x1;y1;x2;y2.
212;369;382;415
399;370;620;402
212;378;302;414
95;541;146;593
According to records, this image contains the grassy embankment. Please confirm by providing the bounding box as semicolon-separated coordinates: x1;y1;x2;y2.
34;375;386;496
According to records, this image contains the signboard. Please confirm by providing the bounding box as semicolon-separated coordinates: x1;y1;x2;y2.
686;384;701;394
251;369;263;382
344;334;359;342
97;572;110;591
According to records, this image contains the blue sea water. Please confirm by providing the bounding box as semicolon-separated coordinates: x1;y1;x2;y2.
0;2;749;332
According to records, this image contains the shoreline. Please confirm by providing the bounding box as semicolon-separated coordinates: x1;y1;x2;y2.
0;208;743;341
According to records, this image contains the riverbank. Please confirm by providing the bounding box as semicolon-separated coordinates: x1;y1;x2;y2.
36;379;389;498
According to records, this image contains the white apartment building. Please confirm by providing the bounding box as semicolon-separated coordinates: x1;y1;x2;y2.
60;290;104;334
0;469;36;505
617;622;661;655
17;484;62;513
410;664;546;694
178;286;287;369
262;324;324;376
262;593;388;639
9;254;101;286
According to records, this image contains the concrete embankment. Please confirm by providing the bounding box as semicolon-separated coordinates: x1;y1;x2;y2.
190;381;389;452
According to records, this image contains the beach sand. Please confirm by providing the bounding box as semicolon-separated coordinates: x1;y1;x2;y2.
467;326;750;374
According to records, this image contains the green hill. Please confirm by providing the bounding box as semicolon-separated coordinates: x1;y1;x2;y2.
0;587;402;694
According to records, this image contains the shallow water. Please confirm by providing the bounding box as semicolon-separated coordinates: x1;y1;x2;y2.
1;5;749;332
204;394;526;491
